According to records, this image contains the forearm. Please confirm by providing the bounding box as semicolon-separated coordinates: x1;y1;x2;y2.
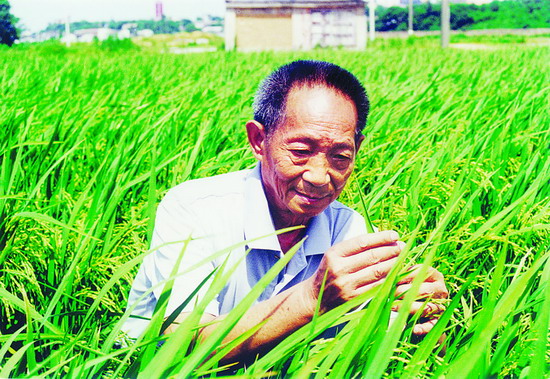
169;280;316;363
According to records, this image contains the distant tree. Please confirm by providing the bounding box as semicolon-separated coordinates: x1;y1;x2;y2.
42;18;203;36
374;0;550;31
375;6;408;31
182;19;198;32
154;19;180;34
72;21;103;30
44;23;64;34
451;4;476;29
209;16;223;26
0;0;18;46
414;2;441;30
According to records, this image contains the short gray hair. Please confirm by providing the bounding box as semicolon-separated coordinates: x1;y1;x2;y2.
253;60;369;142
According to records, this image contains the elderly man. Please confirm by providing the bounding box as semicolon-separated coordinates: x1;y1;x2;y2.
124;60;448;362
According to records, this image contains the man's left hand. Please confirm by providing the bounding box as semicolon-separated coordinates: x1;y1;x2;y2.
393;265;449;335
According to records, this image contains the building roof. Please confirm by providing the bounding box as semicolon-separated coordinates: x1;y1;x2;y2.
227;0;363;2
226;0;365;8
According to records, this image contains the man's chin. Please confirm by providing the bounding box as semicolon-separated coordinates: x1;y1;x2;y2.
291;203;329;220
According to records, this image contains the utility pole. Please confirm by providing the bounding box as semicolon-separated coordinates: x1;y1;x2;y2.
441;0;450;48
369;0;375;41
408;0;414;36
64;16;71;47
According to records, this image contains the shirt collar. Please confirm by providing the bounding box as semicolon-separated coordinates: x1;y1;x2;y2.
303;213;332;256
244;164;281;251
243;163;333;256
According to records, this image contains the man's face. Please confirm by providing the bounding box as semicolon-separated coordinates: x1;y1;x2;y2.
259;85;361;228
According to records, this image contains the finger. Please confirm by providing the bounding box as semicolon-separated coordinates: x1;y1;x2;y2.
351;257;400;290
345;241;405;274
391;301;447;317
395;281;449;300
413;318;438;335
405;301;446;317
398;265;445;285
391;301;446;319
337;231;400;257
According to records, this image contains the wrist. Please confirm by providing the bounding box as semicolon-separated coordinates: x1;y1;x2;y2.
295;278;322;320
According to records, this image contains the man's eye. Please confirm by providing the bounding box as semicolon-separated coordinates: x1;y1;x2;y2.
290;149;311;157
334;154;351;161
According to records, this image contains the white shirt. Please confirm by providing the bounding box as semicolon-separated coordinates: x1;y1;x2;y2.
124;165;367;338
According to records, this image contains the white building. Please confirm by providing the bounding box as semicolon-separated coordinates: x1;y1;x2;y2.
225;0;367;51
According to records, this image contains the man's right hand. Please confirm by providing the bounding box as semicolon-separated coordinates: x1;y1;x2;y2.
305;230;404;313
162;233;403;363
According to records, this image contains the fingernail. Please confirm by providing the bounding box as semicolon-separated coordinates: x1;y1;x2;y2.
390;231;399;241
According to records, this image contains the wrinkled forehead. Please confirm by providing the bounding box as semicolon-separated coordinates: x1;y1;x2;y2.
282;83;358;124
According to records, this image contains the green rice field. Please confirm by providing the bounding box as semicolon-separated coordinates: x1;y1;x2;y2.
0;40;549;377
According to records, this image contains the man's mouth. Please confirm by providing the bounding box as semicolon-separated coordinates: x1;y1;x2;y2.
294;190;329;204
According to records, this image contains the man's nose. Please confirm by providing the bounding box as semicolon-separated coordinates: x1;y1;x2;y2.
302;156;330;187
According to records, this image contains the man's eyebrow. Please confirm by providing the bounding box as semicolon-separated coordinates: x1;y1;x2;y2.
286;137;354;150
286;137;317;145
330;142;355;151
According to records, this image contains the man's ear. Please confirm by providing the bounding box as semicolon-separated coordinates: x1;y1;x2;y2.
246;120;267;161
355;134;365;152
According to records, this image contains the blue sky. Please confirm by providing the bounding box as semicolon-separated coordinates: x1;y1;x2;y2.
11;0;226;32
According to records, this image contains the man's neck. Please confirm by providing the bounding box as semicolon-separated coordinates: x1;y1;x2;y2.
269;209;310;254
277;228;306;254
261;180;311;253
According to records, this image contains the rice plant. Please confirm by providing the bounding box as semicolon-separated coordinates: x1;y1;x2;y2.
0;41;548;377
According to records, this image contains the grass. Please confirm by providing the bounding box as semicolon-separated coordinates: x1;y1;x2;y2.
0;40;549;377
133;31;224;52
369;32;550;50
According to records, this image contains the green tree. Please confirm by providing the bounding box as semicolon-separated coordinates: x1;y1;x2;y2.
44;23;64;34
375;6;408;31
0;0;18;46
182;19;198;32
374;0;550;31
